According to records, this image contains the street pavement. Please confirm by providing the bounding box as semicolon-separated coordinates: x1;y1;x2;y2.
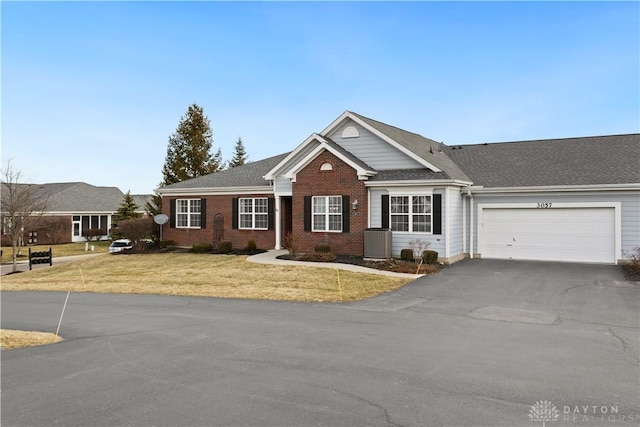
1;259;638;426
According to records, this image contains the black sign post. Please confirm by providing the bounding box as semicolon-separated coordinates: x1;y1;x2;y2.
28;247;52;271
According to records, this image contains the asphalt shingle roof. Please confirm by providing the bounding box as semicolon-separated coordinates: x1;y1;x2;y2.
446;134;640;187
159;153;291;190
19;182;127;212
369;169;450;182
349;112;472;182
155;115;639;191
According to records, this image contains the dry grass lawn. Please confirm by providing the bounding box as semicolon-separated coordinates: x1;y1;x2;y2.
1;241;110;263
1;253;411;302
1;329;62;350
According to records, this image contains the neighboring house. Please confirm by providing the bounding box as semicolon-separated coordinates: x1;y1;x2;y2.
1;182;151;245
157;111;640;265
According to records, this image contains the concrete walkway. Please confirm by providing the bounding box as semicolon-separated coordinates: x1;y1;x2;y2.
247;249;423;279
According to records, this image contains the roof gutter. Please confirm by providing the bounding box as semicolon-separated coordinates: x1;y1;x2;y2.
156;186;274;196
365;179;473;188
467;183;640;194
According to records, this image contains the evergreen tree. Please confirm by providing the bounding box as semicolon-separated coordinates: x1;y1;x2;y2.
145;192;163;216
116;191;141;221
229;137;248;168
161;103;223;185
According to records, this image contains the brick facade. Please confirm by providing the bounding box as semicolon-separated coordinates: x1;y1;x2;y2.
162;194;276;250
292;150;367;255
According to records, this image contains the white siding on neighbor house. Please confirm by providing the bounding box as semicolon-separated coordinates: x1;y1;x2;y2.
467;191;640;261
328;119;424;170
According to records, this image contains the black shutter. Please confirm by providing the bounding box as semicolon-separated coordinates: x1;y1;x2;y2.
342;195;350;233
200;199;207;229
432;194;442;235
231;198;239;229
303;196;312;232
381;195;389;229
268;197;275;230
169;199;176;228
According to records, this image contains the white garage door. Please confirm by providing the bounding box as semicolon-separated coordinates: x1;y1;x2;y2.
482;207;615;263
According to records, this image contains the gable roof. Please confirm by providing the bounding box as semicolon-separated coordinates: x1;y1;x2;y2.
154;113;639;194
447;134;640;188
158;153;291;193
32;182;126;212
279;134;377;181
327;111;472;183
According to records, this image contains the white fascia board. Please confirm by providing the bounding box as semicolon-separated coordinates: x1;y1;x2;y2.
319;110;351;135
157;186;274;196
263;133;322;180
283;141;377;182
41;211;117;215
467;183;640;194
365;179;472;188
321;111;442;173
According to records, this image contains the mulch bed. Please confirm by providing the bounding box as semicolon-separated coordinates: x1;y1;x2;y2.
277;253;441;275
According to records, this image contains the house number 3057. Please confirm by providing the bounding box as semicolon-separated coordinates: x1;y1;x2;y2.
537;202;552;208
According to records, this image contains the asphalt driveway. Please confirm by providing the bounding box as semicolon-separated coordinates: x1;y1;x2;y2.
2;259;638;426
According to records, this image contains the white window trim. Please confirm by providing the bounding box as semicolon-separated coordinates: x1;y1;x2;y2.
176;199;202;229
312;195;342;233
389;194;433;234
239;198;269;230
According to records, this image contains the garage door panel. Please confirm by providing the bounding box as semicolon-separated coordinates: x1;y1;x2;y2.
482;208;615;263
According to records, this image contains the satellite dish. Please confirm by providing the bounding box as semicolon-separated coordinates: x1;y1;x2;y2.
154;214;169;225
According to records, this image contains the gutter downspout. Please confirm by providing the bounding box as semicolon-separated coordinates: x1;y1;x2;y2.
275;196;282;250
466;188;474;259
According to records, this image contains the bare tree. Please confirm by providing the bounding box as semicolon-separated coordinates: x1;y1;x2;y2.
38;216;69;244
1;160;49;272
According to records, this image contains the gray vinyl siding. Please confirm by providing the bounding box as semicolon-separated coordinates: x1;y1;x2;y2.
447;188;464;258
369;188;385;228
467;191;640;260
369;187;448;258
328;119;424;170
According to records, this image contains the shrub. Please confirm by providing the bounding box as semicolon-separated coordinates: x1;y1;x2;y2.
297;252;337;262
400;248;414;261
217;240;232;254
283;232;296;255
421;250;439;264
314;244;331;253
159;240;175;249
117;217;155;251
622;247;640;280
246;239;257;253
109;227;124;241
192;242;213;253
83;228;105;241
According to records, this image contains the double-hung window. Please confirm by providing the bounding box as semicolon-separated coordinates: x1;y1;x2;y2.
176;199;201;228
239;198;268;230
390;195;431;233
312;196;342;232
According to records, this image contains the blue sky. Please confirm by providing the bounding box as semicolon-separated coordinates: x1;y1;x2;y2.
2;1;638;195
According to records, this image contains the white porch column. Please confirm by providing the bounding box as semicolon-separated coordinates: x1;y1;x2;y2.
274;195;282;250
